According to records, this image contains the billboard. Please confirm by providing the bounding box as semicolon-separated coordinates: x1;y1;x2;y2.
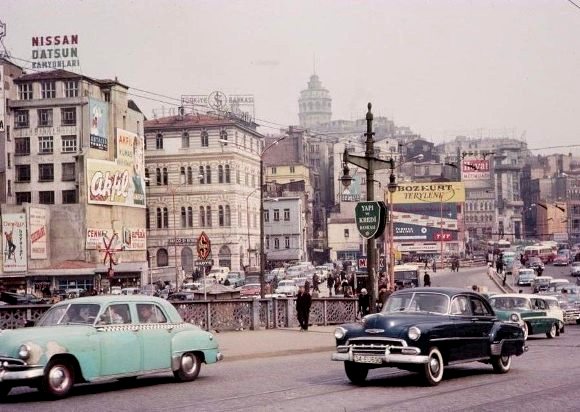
462;159;490;181
390;182;465;204
87;158;146;208
341;174;361;202
122;227;146;250
31;34;80;70
29;207;48;259
89;98;109;151
0;65;4;132
85;228;114;250
116;128;146;205
2;214;27;272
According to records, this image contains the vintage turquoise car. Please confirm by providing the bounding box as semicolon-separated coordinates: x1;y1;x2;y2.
332;288;526;386
488;293;564;340
0;295;222;399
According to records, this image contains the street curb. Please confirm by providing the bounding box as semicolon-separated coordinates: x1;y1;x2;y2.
487;269;514;293
223;346;335;362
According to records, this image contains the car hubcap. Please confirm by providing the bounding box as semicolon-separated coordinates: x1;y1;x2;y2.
182;354;195;374
49;366;69;392
501;356;509;365
430;357;440;375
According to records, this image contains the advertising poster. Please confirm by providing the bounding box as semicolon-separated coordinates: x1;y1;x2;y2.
86;159;146;208
462;159;491;181
85;228;114;250
390;182;465;204
30;34;80;70
89;98;108;151
340;174;361;202
29;207;48;259
2;214;27;272
116;128;146;206
0;65;4;132
122;227;146;250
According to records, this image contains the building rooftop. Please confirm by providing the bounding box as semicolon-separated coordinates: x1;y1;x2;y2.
14;68;129;88
145;112;258;131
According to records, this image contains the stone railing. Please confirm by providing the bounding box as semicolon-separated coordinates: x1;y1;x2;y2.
0;297;358;332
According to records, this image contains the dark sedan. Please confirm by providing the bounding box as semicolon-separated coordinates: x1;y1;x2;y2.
331;287;526;386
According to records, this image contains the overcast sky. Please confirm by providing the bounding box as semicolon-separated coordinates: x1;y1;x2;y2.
3;0;580;152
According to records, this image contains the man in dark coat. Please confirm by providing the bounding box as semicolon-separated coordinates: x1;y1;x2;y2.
358;288;370;317
327;274;335;296
295;285;312;331
423;272;431;287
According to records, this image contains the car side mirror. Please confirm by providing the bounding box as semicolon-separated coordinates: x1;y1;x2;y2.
24;319;35;327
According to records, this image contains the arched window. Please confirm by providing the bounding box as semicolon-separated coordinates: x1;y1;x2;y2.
145;168;150;187
236;169;240;184
206;165;212;184
218;165;224;183
199;206;206;227
181;206;186;227
182;131;189;148
156;133;163;149
274;238;280;249
220;128;228;145
225;164;231;183
156;168;161;185
156;249;168;267
156;208;162;228
146;208;150;229
206;206;212;227
163;207;169;228
181;247;193;273
162;168;168;185
225;205;231;226
180;167;186;184
187;206;193;227
187;167;193;184
218;205;224;226
199;166;205;184
201;129;209;147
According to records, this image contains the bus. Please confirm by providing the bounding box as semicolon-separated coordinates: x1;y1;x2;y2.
394;264;420;288
523;244;554;264
487;239;511;254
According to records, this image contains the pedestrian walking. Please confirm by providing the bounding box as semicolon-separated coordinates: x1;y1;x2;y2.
357;288;370;318
327;274;335;297
432;260;437;273
312;273;320;293
423;271;431;287
295;285;312;331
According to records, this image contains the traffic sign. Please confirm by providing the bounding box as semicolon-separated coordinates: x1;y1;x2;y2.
197;232;211;259
195;259;214;267
355;201;387;239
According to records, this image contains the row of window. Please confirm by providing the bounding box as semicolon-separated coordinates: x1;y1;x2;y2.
465;214;494;223
18;80;79;100
466;201;494;212
147;205;233;229
265;235;291;250
264;209;291;222
150;129;261;152
16;163;75;183
15;190;77;205
145;165;239;186
15;136;77;156
14;108;77;128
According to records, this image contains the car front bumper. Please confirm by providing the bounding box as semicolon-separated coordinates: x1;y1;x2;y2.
331;345;428;365
0;357;44;382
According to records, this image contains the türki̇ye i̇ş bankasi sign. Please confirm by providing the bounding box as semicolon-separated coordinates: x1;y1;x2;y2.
355;201;387;239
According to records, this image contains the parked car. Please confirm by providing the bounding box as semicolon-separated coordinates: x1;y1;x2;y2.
488;294;564;340
240;283;261;298
0;292;47;305
275;280;299;297
571;261;580;276
167;291;196;301
516;268;537;286
331;287;526;386
0;295;222;399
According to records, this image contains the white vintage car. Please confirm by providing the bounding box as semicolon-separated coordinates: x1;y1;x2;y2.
275;280;299;297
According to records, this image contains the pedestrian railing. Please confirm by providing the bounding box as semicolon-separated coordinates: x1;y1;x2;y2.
0;297;358;332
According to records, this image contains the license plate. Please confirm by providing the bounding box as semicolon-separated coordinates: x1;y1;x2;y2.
353;354;382;364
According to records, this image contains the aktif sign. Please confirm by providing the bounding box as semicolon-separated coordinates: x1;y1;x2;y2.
355;201;387;239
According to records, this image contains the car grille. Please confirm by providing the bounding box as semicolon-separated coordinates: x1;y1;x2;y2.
347;338;405;356
563;308;580;323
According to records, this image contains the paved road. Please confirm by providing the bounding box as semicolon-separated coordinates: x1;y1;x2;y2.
4;325;580;411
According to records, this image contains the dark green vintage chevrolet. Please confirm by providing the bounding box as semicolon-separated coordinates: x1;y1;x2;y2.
332;287;526;386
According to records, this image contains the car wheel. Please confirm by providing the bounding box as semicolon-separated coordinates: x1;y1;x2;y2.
422;347;444;386
546;323;557;339
491;355;511;374
41;359;74;399
173;352;201;382
344;361;368;385
522;322;529;341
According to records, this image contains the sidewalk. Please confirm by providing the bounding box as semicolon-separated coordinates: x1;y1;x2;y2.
215;325;336;362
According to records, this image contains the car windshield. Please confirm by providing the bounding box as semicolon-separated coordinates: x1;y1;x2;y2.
384;292;449;314
490;297;532;310
37;303;101;326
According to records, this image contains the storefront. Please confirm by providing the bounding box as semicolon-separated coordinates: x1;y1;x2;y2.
95;262;146;292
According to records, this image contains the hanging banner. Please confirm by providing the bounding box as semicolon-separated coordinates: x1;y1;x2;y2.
2;213;27;272
122;227;146;250
0;65;4;132
89;97;108;151
86;159;146;208
29;207;48;259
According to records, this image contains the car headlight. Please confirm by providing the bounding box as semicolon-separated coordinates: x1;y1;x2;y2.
334;327;347;340
18;344;31;360
510;313;520;323
408;326;421;341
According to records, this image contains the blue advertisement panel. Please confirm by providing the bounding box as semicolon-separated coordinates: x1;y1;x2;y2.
89;98;109;151
393;202;459;242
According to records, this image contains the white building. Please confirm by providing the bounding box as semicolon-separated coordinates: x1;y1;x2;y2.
263;197;306;264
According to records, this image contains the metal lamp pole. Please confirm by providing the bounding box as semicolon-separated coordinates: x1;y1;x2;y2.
387;172;397;291
172;188;179;291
